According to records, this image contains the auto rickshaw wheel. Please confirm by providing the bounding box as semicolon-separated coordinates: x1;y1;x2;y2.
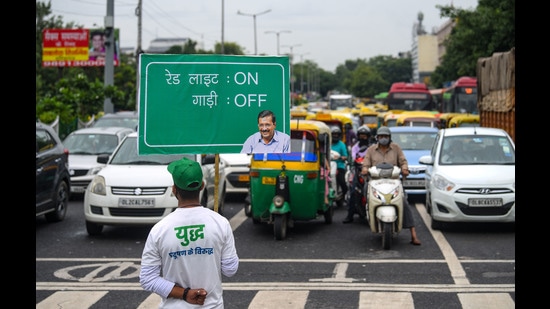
244;203;252;217
273;214;288;240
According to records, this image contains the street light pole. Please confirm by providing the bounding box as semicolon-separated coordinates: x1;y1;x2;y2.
281;44;301;100
237;9;271;55
265;30;291;55
221;0;225;54
299;52;310;94
103;0;115;113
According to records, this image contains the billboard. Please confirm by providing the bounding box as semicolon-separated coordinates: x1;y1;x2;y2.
42;28;120;67
138;54;290;155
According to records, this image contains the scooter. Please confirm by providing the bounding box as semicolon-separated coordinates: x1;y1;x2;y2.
365;162;404;250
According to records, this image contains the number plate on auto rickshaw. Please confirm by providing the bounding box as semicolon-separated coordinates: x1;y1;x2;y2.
262;176;277;185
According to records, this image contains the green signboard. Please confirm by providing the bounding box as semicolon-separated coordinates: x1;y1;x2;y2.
138;54;290;155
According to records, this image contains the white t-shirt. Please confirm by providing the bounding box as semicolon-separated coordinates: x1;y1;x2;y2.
141;207;238;308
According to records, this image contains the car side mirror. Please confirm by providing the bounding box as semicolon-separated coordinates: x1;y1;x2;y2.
418;155;433;165
202;154;215;165
97;154;110;164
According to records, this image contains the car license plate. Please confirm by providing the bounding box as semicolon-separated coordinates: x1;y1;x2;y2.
403;179;424;187
468;198;503;207
239;174;250;182
72;187;86;193
118;198;155;207
262;176;276;185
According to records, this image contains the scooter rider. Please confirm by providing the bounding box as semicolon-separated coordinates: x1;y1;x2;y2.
359;126;421;245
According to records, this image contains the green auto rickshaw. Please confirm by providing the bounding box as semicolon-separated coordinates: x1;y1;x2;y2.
247;119;334;240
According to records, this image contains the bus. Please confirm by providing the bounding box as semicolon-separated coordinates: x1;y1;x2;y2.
429;88;445;111
441;76;478;114
385;82;436;112
328;94;354;110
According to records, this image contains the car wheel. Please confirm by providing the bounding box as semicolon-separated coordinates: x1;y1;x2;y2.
86;221;104;236
45;181;69;222
430;216;444;230
425;192;432;214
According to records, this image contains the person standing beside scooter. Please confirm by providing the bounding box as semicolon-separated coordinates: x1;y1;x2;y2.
343;126;373;223
330;127;348;204
350;126;372;161
359;126;421;245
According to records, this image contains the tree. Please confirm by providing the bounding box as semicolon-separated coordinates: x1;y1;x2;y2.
430;0;515;87
347;64;387;98
214;42;245;55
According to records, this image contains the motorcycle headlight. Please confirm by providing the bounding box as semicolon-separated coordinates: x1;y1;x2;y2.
273;195;285;208
372;186;400;204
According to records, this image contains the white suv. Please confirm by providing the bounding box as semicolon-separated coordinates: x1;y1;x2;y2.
419;127;515;229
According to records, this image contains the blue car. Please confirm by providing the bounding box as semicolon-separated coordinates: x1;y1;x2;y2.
389;126;438;198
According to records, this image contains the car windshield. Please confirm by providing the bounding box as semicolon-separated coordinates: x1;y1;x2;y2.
392;132;437;150
63;133;120;155
94;117;138;130
440;135;515;165
110;136;192;165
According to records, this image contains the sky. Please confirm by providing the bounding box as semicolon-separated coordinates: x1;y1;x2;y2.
49;0;479;72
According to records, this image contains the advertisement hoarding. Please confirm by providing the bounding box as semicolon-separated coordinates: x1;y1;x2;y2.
42;28;120;67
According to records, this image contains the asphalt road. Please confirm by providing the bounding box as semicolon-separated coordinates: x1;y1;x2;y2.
36;193;515;308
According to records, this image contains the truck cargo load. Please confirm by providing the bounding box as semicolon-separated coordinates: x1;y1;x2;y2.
476;47;515;142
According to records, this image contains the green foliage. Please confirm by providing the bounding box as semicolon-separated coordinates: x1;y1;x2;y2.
431;0;514;87
347;65;387;98
215;42;245;55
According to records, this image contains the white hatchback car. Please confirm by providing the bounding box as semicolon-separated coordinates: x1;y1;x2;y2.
83;132;226;235
419;127;515;230
63;126;134;195
219;153;251;195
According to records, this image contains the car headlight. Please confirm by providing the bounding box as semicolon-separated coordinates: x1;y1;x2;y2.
89;175;107;195
432;174;455;192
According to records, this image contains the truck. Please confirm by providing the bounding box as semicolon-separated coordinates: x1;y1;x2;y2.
476;47;515;142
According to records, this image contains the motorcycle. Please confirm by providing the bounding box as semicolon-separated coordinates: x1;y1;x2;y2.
365;162;404;250
346;146;369;219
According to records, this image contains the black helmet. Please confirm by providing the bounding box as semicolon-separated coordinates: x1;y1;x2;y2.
357;126;371;137
331;126;342;142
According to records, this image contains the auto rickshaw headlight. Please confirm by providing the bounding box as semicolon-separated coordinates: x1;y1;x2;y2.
273;195;285;208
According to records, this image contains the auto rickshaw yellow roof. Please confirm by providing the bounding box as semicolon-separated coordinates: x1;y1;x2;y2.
448;114;480;127
291;119;332;136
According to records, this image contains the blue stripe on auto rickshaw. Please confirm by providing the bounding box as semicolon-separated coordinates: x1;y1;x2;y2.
252;152;318;162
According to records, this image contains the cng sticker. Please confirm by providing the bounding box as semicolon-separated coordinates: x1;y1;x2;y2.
294;175;304;184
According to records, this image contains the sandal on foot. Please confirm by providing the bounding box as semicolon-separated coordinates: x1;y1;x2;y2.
410;240;421;246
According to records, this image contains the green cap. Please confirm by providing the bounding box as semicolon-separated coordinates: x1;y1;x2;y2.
167;157;203;191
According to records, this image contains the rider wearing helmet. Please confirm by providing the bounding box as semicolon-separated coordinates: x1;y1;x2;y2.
330;126;348;204
351;125;372;160
350;126;421;245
